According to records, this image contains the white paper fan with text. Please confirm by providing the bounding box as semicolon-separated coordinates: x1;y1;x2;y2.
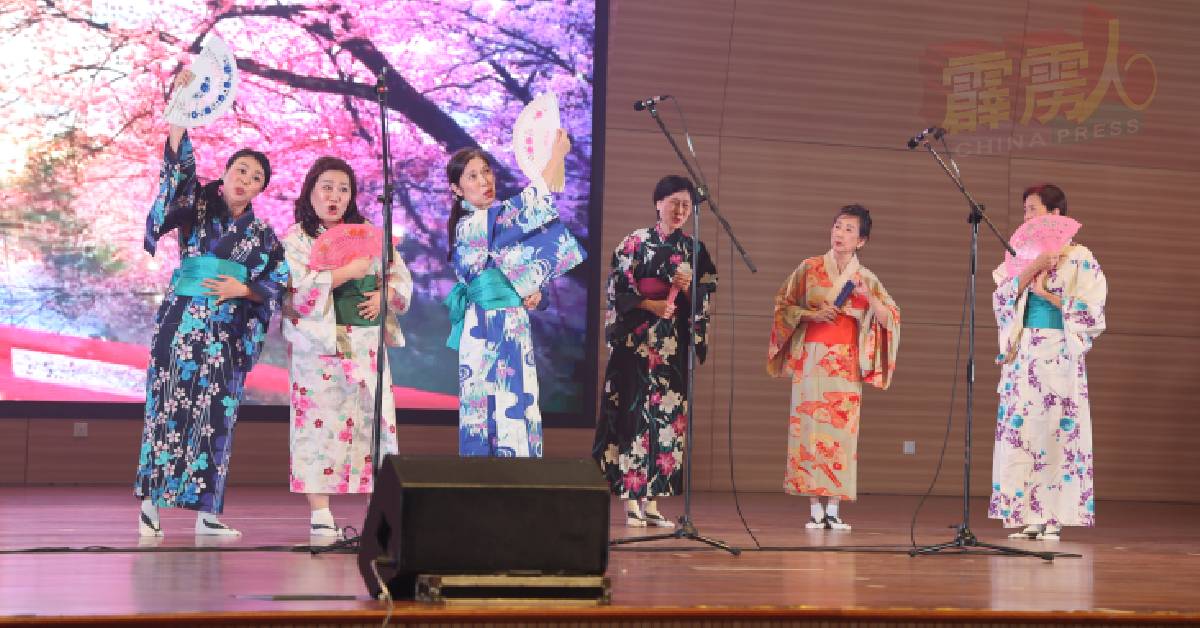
164;35;238;128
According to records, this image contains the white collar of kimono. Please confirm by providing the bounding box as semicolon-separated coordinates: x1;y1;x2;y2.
461;198;487;212
824;249;860;289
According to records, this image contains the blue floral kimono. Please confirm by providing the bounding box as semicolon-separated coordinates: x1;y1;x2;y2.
449;185;585;457
134;132;288;514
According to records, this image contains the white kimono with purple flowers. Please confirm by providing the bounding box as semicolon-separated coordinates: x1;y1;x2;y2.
989;243;1106;528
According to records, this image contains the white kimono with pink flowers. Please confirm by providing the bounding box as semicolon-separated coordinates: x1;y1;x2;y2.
282;224;413;494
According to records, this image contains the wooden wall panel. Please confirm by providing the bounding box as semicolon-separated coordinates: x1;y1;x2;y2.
0;419;27;484
722;0;1030;149
606;0;736;135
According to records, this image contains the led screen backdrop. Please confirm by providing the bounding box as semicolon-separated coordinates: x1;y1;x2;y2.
0;0;602;422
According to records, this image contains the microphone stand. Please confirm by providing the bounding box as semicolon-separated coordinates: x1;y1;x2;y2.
311;71;395;555
610;100;755;555
906;136;1075;561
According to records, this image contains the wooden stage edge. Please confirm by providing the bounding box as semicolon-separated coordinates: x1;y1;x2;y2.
2;488;1200;626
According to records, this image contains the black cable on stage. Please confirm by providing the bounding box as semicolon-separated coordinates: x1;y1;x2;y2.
668;96;760;550
908;255;971;548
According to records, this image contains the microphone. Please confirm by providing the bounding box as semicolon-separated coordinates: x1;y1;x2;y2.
633;95;671;111
833;280;856;308
906;126;945;149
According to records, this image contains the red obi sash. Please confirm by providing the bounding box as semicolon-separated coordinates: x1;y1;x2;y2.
637;277;672;300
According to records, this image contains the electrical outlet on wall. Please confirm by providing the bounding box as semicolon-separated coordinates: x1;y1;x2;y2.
73;422;88;438
902;440;916;455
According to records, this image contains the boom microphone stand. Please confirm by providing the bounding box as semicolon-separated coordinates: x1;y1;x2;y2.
611;97;756;555
905;129;1075;561
311;70;396;555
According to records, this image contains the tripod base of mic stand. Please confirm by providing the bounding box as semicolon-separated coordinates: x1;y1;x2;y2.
610;515;741;555
909;525;1078;561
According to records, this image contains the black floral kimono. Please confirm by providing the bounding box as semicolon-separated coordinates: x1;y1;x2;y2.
592;226;717;498
134;133;288;514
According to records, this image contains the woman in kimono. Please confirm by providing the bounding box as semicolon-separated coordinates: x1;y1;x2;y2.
592;175;717;527
767;204;900;531
444;130;584;457
135;69;288;537
282;157;413;537
990;184;1106;541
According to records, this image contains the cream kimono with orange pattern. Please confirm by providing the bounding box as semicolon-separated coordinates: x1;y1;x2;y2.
768;251;900;499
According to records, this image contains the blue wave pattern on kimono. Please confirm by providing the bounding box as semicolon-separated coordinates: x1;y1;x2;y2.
134;132;288;514
452;185;585;457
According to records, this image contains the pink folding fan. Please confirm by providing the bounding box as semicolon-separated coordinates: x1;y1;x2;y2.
308;223;384;271
1003;214;1081;278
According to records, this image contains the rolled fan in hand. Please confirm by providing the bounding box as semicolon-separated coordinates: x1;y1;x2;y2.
164;35;238;128
308;223;384;271
1003;214;1081;278
513;92;564;192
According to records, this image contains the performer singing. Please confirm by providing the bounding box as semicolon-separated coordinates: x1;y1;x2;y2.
592;175;717;527
767;204;900;531
444;130;584;457
135;69;288;537
990;184;1106;541
282;157;413;537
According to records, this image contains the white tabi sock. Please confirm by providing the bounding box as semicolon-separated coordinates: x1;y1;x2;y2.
825;498;841;519
809;498;825;521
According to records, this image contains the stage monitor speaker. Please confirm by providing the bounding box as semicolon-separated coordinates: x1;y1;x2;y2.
357;455;610;598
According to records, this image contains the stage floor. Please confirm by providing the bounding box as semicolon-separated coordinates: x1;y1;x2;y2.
1;487;1199;625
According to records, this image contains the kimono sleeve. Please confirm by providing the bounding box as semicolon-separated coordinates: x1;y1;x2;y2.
1059;244;1107;358
690;240;719;364
767;261;816;377
992;263;1025;363
381;251;415;347
238;225;289;368
604;231;646;343
281;226;336;356
144;131;199;255
492;185;586;298
858;272;901;390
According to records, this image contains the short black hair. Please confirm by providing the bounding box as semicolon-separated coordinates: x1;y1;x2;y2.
1023;183;1068;215
652;175;697;206
224;148;272;187
836;203;872;238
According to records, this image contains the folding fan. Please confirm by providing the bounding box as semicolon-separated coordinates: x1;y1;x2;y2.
164;35;238;128
1003;214;1081;278
308;223;384;271
513;92;564;192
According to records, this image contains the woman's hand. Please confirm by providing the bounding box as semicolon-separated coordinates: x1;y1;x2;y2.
671;268;692;294
550;128;571;160
343;256;373;280
1033;248;1064;274
640;299;672;318
523;291;542;311
358;290;382;321
172;69;196;95
541;129;571;193
808;303;838;323
202;275;250;304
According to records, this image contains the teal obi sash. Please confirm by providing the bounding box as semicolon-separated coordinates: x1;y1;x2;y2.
443;268;522;350
171;256;249;298
1024;293;1064;329
332;275;380;327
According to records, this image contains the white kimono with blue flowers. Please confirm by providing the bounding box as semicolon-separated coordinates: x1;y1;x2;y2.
989;243;1106;528
451;185;585;457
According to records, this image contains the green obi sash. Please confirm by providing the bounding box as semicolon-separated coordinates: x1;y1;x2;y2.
333;275;381;327
443;268;522;350
171;255;249;299
1024;293;1064;329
